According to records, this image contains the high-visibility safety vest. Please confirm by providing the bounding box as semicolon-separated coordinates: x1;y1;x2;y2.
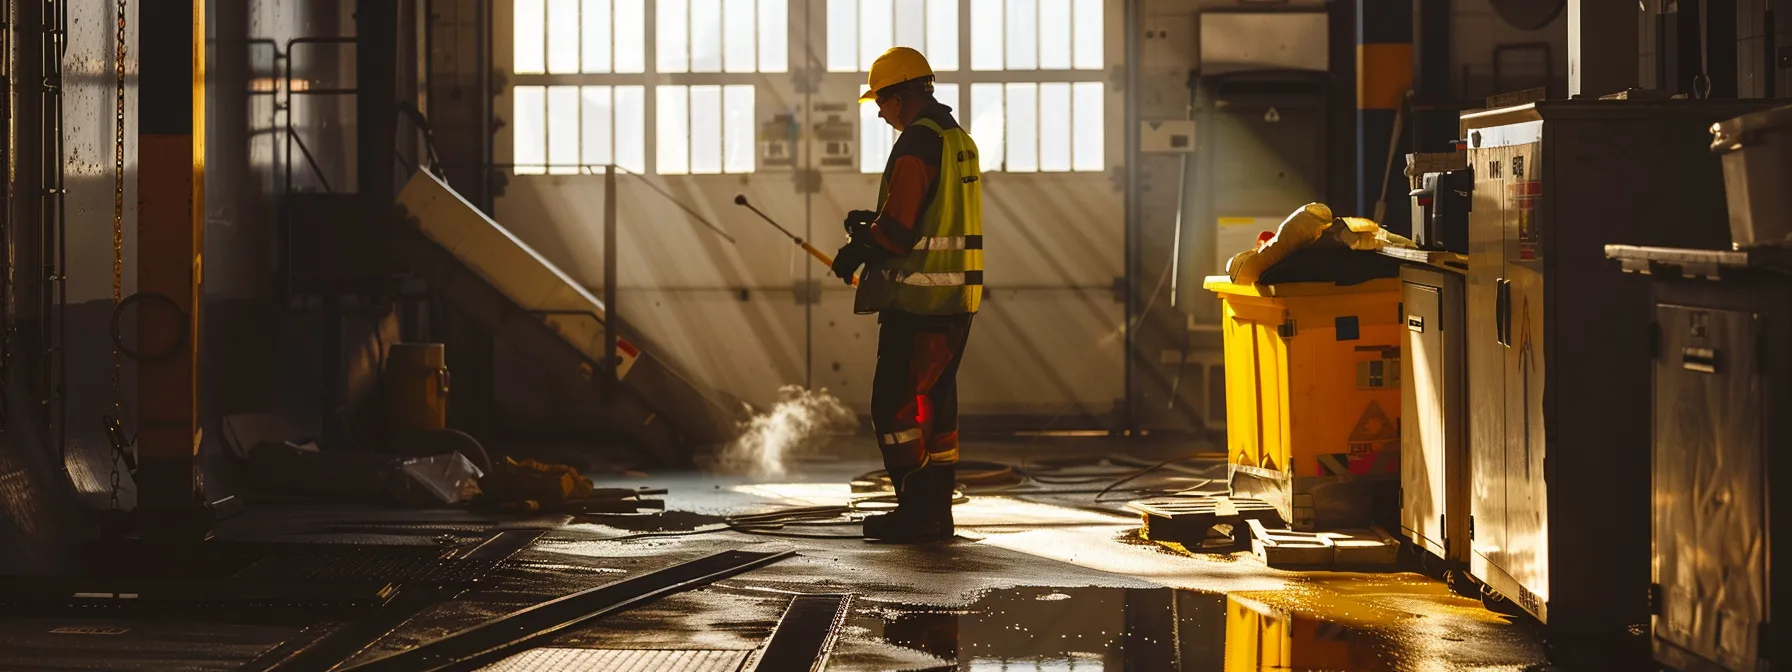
854;117;984;316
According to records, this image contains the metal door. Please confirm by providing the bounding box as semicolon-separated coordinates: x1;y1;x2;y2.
1654;305;1764;671
1401;277;1448;558
1500;261;1547;616
1498;134;1548;618
1180;76;1328;323
1465;134;1510;594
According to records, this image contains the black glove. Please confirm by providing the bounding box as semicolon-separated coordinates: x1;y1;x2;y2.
831;239;876;285
843;210;879;235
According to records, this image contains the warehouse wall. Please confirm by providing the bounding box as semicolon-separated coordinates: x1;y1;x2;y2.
54;0;141;508
1451;0;1569;100
489;0;1129;428
1734;0;1792;97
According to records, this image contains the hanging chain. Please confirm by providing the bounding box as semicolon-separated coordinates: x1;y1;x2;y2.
1694;0;1712;99
0;0;14;432
107;0;125;511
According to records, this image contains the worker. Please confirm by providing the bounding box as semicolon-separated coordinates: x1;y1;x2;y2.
830;46;983;543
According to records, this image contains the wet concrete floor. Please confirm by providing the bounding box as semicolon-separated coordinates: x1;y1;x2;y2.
0;440;1572;671
535;444;1559;671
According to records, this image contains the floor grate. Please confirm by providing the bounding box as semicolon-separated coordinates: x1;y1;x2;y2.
479;648;749;672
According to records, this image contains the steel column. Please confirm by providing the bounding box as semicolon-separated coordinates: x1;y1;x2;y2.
1356;0;1412;234
135;0;205;531
1413;0;1455;151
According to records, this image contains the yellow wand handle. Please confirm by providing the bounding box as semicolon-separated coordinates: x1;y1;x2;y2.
802;242;859;286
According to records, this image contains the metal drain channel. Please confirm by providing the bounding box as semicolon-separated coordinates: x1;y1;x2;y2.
743;593;853;672
339;548;795;672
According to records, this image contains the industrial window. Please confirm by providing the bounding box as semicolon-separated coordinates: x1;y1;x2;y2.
515;0;785;74
513;0;649;74
657;0;789;73
853;0;1105;174
510;0;784;174
968;81;1103;173
827;0;959;72
656;85;757;175
971;0;1103;71
512;85;647;175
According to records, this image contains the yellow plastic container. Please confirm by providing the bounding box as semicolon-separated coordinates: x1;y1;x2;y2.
387;342;450;432
1204;276;1403;531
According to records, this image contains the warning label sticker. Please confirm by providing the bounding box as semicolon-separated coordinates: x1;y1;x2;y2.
1345;401;1401;475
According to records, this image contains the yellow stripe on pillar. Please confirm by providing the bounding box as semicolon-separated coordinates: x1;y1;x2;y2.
134;0;206;530
1355;43;1414;110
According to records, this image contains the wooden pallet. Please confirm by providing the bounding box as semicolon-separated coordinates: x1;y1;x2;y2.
1246;519;1401;569
1127;495;1283;550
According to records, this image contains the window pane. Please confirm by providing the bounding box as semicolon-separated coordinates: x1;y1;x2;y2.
935;82;960;115
658;0;690;73
548;86;580;173
860;98;893;173
1073;81;1103;171
723;0;755;72
970;83;1004;170
1039;82;1071;171
514;86;546;173
616;86;647;172
1073;0;1101;69
1005;83;1037;171
1039;0;1070;69
692;0;723;72
690;85;723;174
759;0;788;72
547;0;580;73
826;0;857;72
1005;0;1037;70
927;0;958;71
515;0;546;74
581;86;613;166
615;0;646;72
860;0;893;71
724;85;755;173
657;86;690;174
581;0;612;72
895;1;925;50
970;0;1001;71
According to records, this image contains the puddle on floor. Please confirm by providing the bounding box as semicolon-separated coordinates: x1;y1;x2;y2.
848;585;1537;671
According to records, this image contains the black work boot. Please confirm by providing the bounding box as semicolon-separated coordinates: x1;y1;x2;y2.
863;463;956;542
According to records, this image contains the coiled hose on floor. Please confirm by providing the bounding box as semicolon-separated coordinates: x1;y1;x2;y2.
586;453;1224;542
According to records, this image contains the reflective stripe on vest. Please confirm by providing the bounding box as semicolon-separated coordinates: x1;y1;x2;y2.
855;116;984;316
911;234;983;251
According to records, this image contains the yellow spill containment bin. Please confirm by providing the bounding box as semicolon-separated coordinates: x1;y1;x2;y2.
1205;275;1403;531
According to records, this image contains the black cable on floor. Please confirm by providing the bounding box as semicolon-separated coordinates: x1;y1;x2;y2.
590;453;1225;543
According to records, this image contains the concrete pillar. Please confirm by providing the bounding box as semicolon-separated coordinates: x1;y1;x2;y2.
136;0;206;534
1357;0;1412;233
1569;0;1641;97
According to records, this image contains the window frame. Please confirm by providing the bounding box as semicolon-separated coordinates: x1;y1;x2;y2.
502;0;786;175
841;0;1111;175
497;0;1114;178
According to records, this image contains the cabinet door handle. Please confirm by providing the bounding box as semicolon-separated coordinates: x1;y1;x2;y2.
1495;279;1511;346
1682;347;1720;374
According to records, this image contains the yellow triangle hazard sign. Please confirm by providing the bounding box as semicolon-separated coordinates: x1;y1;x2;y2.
1347;400;1398;443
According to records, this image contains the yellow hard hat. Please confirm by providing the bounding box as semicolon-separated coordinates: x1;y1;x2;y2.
858;47;934;103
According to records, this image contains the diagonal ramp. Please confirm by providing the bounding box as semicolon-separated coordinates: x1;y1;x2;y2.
392;170;745;464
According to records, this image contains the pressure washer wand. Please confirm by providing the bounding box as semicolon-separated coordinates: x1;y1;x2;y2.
733;194;858;286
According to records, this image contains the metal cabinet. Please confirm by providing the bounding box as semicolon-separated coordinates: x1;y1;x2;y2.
1459;99;1776;644
1399;264;1467;564
1607;245;1792;672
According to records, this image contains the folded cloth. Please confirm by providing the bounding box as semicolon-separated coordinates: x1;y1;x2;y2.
1226;203;1416;284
